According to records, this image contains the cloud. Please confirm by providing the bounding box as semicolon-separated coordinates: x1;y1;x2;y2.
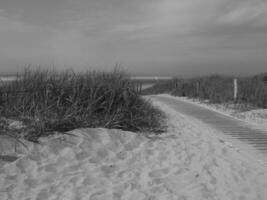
0;15;34;33
218;1;267;26
0;0;267;75
47;29;92;66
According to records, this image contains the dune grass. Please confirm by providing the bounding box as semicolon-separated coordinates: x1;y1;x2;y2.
0;68;165;142
144;73;267;109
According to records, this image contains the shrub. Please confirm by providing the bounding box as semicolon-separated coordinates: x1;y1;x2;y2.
0;68;165;142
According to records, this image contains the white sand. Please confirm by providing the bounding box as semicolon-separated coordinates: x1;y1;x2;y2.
235;109;267;129
1;100;267;199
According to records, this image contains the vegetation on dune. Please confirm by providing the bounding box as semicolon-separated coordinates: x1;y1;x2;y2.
0;68;165;142
143;73;267;109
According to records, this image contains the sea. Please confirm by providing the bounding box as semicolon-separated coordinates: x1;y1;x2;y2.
0;75;172;90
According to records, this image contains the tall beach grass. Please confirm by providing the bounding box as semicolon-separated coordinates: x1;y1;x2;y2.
0;68;165;142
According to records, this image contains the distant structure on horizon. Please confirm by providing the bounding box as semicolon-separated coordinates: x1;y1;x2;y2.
130;76;172;80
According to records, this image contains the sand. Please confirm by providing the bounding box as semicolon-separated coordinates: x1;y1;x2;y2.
1;99;267;199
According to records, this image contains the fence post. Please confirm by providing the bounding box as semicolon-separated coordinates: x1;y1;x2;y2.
234;78;238;101
196;81;200;97
175;80;178;90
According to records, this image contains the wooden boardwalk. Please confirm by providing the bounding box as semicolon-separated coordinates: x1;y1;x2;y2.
152;95;267;153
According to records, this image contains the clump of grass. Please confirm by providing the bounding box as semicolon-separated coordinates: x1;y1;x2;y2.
0;68;165;142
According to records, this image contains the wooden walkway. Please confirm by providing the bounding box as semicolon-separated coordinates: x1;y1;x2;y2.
152;95;267;153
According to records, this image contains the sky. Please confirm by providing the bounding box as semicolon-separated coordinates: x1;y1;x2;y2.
0;0;266;76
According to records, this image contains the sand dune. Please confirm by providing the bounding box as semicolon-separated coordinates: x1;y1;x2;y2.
1;101;267;199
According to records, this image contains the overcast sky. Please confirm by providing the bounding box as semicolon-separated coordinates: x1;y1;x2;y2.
0;0;266;76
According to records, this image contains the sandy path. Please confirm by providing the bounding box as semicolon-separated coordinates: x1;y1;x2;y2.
158;94;267;131
150;95;267;155
0;100;267;199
